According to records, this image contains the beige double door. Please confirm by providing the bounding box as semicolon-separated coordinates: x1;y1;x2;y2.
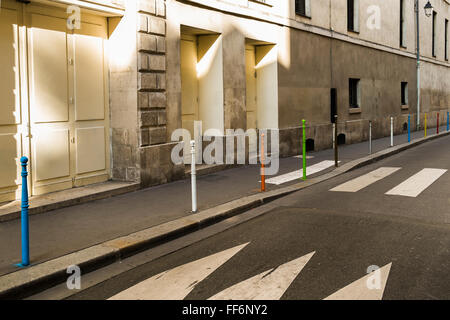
0;1;110;201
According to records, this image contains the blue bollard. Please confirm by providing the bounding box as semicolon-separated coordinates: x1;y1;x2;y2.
16;157;30;267
408;115;411;143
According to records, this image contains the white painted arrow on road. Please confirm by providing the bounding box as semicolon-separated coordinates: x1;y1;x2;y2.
109;243;249;300
208;252;315;300
324;263;392;300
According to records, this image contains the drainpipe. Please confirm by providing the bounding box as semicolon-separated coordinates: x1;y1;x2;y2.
415;0;421;130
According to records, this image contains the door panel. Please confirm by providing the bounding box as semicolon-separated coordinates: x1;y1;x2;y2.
75;127;106;174
0;3;22;202
33;128;70;181
27;10;72;195
0;134;21;188
72;19;109;186
29;14;68;123
0;8;20;125
74;34;104;121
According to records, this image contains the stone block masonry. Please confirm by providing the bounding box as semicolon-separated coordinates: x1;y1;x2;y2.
136;0;184;187
137;0;167;148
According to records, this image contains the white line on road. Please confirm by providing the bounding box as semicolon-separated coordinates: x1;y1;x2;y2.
330;167;401;193
266;161;337;185
385;168;447;198
294;155;314;159
108;243;249;300
324;263;392;300
208;252;315;300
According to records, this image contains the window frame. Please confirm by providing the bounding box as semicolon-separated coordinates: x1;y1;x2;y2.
347;0;360;33
295;0;311;18
445;19;449;61
349;78;361;109
432;11;437;58
400;0;406;48
401;82;409;106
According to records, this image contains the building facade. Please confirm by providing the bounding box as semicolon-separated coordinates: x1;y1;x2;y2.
0;0;449;202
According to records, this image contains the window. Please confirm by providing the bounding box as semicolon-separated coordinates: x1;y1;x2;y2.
432;11;437;57
349;78;360;108
445;19;449;60
347;0;359;32
401;82;408;106
295;0;311;17
400;0;406;47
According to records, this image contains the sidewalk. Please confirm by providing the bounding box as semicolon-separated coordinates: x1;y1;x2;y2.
0;126;447;278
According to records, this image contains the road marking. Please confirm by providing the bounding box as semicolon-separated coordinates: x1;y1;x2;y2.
266;161;337;185
108;243;249;300
294;155;314;159
208;252;315;300
385;168;447;197
324;263;392;300
330;167;401;192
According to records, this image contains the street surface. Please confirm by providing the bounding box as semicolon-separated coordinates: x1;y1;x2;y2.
30;135;450;300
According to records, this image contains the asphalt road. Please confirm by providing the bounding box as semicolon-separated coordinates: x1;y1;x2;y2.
32;135;450;300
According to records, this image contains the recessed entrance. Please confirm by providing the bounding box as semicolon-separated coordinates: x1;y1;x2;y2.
305;139;315;152
337;134;346;145
245;39;278;130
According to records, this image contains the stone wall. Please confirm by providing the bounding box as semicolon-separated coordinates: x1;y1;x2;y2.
136;0;184;187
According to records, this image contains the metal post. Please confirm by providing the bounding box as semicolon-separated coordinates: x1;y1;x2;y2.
415;0;421;130
447;112;449;132
190;140;197;213
334;115;338;167
332;123;336;151
260;132;265;192
302;119;306;181
390;117;394;147
425;113;427;137
437;112;439;134
18;157;29;267
408;114;411;143
369;121;372;155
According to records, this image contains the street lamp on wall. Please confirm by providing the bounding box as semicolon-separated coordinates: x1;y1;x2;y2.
424;1;433;17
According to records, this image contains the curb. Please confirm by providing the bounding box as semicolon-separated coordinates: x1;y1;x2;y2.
1;130;449;299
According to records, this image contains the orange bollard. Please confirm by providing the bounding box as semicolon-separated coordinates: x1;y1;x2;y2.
260;132;265;192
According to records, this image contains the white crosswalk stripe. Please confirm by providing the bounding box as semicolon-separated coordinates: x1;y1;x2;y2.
330;167;401;193
266;161;337;185
208;252;315;300
108;243;249;300
385;168;447;198
324;263;392;300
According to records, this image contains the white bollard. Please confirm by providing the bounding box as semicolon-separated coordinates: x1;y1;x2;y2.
390;117;394;147
369;121;372;155
190;140;197;213
332;123;336;149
